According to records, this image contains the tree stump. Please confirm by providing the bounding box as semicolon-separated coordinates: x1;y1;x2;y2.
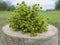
1;24;58;45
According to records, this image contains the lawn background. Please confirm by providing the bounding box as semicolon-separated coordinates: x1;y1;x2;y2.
0;11;60;28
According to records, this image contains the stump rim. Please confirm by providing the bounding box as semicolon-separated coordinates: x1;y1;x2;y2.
2;24;58;40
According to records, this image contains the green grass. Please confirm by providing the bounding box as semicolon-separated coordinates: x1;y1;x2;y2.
0;11;12;19
39;11;60;28
0;11;11;27
0;11;60;29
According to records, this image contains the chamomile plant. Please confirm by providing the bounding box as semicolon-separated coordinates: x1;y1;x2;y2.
9;1;48;37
